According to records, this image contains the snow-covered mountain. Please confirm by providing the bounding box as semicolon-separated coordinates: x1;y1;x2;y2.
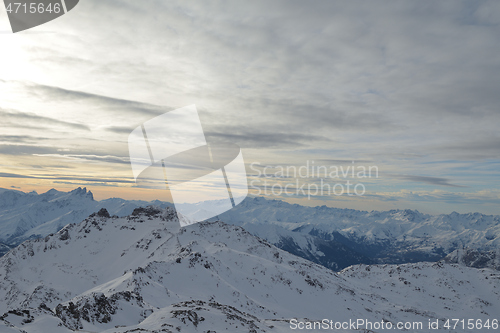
0;206;498;332
239;222;374;271
2;189;500;272
216;197;500;267
0;187;171;256
443;248;500;271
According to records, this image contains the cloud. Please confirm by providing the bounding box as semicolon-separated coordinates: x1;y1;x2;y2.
2;0;500;212
0;144;131;169
21;82;167;118
0;144;61;156
0;172;36;179
390;174;466;188
34;153;130;165
105;126;135;134
0;135;50;143
0;171;134;184
0;107;90;131
317;159;374;164
368;189;500;206
5;1;500;154
205;129;331;148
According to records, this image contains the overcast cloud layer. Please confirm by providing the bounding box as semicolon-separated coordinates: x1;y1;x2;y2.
1;0;500;213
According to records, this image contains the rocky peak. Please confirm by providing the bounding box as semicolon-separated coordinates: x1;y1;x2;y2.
90;208;111;218
70;187;94;201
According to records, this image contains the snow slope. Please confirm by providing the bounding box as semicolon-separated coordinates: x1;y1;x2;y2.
217;197;500;265
0;207;498;332
0;187;171;252
2;190;500;272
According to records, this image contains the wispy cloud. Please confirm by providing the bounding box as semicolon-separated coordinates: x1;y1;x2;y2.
205;129;331;148
369;189;500;206
0;107;90;131
21;82;167;117
0;171;134;184
1;0;500;212
33;154;130;165
390;174;466;188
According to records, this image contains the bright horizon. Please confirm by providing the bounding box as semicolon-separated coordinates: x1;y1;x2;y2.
1;185;499;217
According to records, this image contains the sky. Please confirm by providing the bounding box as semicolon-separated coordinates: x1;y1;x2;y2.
1;0;500;214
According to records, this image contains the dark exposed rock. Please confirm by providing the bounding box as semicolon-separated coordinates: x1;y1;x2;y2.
55;292;144;330
132;206;163;217
443;248;500;270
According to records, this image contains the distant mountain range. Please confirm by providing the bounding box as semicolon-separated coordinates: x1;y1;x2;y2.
0;187;171;256
0;188;499;272
215;196;500;270
1;206;498;332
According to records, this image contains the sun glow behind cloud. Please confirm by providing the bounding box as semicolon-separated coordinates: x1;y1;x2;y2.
1;1;500;213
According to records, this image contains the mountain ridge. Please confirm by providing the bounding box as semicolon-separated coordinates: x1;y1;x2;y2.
1;189;499;272
216;196;500;267
0;187;172;256
0;206;498;332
